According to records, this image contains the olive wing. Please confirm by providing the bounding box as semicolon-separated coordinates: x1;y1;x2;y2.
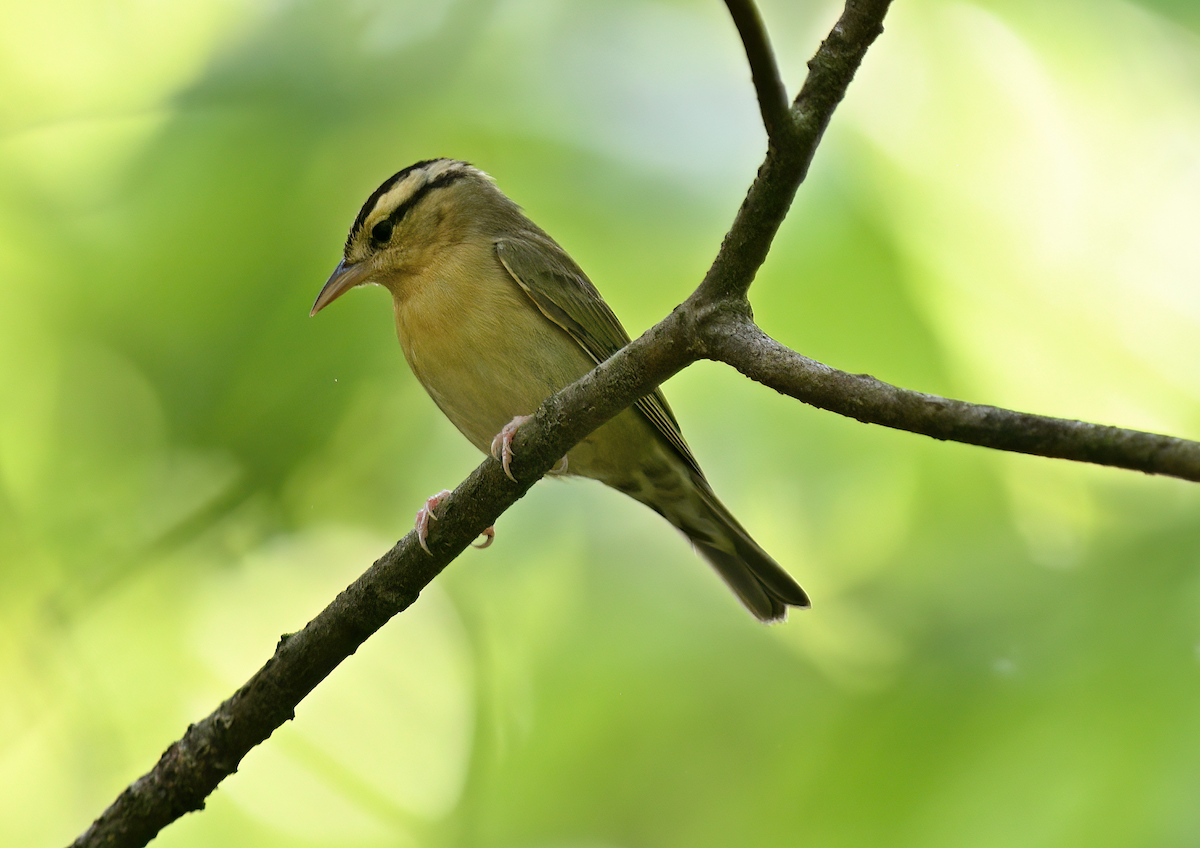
494;234;702;478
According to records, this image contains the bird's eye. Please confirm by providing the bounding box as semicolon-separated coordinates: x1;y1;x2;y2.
370;219;394;245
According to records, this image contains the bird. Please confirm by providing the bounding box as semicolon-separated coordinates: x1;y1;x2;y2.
310;158;809;621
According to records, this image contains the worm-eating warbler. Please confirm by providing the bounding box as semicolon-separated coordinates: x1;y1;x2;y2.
311;158;808;621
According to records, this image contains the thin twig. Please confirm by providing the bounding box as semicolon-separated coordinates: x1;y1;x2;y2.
697;0;893;303
724;0;792;147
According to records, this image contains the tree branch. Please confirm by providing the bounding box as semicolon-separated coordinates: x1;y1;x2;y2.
67;458;523;848
704;318;1200;482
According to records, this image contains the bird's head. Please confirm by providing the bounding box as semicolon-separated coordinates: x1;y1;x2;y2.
310;158;507;316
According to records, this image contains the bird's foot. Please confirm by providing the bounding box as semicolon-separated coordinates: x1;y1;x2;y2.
490;414;534;481
415;489;452;554
416;490;497;552
490;414;568;480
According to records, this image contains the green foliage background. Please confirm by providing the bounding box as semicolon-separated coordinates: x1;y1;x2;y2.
3;0;1200;845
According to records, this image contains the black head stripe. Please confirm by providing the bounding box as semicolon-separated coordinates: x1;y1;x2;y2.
387;169;466;226
345;159;472;254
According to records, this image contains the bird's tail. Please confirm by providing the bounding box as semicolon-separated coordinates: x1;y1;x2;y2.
656;476;810;622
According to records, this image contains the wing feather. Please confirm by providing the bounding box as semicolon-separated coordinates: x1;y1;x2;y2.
494;234;702;477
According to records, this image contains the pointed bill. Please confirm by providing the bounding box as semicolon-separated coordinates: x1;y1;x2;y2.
310;259;373;316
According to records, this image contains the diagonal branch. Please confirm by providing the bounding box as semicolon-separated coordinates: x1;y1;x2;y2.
68;456;537;848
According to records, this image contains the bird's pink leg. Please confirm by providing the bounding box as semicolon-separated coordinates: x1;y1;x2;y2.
416;489;496;553
490;415;534;481
415;489;452;554
490;414;568;480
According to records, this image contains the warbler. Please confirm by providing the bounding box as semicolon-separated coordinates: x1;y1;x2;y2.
311;158;808;621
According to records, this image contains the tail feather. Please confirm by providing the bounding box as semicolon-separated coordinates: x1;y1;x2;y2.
664;478;809;622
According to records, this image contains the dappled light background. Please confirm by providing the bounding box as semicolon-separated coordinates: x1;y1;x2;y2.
3;0;1200;845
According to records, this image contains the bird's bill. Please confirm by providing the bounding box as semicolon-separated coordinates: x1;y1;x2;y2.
310;259;372;316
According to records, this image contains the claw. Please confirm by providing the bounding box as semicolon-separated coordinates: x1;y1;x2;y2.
473;526;495;549
417;490;497;553
490;414;534;481
415;489;452;554
490;414;568;480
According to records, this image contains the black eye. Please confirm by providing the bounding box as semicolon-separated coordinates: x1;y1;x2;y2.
370;219;393;245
